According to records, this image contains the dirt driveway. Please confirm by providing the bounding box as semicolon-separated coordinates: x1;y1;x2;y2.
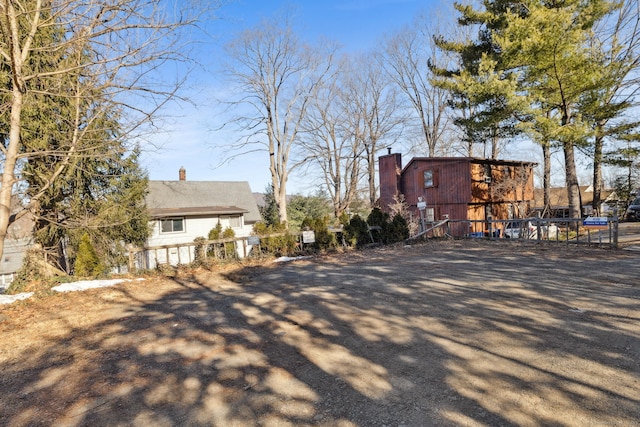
1;240;638;427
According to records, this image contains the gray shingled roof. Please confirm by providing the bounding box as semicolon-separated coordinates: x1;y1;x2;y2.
146;181;262;223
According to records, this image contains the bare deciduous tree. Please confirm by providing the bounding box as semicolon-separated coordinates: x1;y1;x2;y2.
342;53;404;207
382;14;456;157
0;0;210;261
301;56;363;218
223;17;337;225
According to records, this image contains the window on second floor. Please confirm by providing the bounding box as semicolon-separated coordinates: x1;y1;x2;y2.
424;170;434;188
160;217;185;233
424;169;438;188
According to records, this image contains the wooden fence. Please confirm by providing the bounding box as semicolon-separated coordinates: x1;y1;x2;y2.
127;232;298;272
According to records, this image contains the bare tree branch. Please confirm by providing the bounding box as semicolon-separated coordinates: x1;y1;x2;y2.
0;0;216;261
222;16;338;224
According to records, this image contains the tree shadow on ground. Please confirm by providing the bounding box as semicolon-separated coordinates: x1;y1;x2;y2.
0;240;639;426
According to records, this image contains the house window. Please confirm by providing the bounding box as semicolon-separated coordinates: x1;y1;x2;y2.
160;217;185;233
221;215;242;228
424;170;434;188
229;215;242;228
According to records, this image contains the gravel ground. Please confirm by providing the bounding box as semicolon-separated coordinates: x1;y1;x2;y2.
0;239;639;427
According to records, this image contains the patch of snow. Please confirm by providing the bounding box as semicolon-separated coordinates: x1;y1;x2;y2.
0;277;145;305
52;277;145;292
0;292;34;305
51;278;129;292
273;256;311;263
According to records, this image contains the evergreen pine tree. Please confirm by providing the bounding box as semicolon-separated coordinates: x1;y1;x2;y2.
259;184;280;227
437;0;620;219
8;21;150;272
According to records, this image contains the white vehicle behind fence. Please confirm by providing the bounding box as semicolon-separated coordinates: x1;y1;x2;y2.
503;220;558;240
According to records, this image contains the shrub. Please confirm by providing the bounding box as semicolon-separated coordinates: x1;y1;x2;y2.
388;213;410;243
208;222;223;240
206;223;237;259
341;208;409;248
193;237;207;266
252;221;297;256
367;208;389;228
338;212;350;227
388;193;420;237
300;216;336;252
343;215;371;248
367;208;390;243
221;227;237;258
74;233;104;277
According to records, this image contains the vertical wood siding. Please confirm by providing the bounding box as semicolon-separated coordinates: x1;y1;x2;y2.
378;154;535;237
399;158;472;224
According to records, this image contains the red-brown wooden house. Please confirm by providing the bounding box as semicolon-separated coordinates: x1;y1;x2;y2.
378;151;536;236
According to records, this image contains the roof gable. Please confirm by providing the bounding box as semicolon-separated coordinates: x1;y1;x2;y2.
147;181;262;223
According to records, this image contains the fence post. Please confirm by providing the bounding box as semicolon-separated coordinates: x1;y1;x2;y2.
128;245;136;274
613;208;619;249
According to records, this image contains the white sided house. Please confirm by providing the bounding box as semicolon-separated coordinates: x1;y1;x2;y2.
143;170;261;268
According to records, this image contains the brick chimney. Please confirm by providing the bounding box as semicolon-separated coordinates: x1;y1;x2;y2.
378;151;402;213
179;166;186;181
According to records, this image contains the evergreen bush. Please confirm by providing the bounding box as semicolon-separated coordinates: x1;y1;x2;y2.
367;208;391;243
252;221;297;256
388;213;410;243
343;215;371;248
74;233;104;277
222;227;237;258
300;216;336;252
206;223;237;259
208;222;223;240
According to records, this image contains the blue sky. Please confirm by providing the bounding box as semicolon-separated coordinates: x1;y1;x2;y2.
140;0;449;194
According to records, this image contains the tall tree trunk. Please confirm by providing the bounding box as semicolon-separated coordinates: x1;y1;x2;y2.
277;157;289;225
368;150;376;207
592;123;605;215
271;162;289;226
0;76;25;264
564;142;582;219
0;1;27;263
543;141;551;217
491;128;498;160
268;128;289;226
277;185;288;226
421;111;436;157
560;103;582;220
